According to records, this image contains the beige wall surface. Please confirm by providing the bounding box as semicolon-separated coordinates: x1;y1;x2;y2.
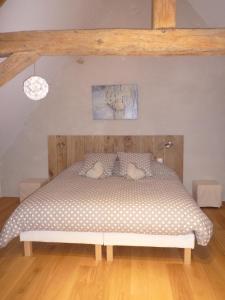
0;0;225;198
1;55;225;197
0;159;1;196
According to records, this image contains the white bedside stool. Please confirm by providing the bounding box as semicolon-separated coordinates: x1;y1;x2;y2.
192;180;222;208
19;178;49;202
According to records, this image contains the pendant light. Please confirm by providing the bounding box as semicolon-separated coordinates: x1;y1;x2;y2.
23;64;49;101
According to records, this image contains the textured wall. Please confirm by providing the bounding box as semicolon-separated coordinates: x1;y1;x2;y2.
0;0;225;197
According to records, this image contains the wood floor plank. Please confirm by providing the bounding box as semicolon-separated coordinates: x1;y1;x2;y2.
131;260;174;300
0;198;225;300
214;229;225;254
184;263;217;300
0;257;36;300
203;207;225;229
167;264;195;300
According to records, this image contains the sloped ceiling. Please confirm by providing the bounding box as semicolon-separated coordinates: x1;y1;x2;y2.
0;0;225;160
187;0;225;27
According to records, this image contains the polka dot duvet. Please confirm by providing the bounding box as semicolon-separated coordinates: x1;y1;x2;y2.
0;161;213;248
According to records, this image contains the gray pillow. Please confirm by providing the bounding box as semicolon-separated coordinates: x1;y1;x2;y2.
79;153;117;177
117;152;152;177
112;159;121;176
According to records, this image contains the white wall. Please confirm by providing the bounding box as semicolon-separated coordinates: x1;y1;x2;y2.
0;0;225;197
1;55;225;197
0;164;2;197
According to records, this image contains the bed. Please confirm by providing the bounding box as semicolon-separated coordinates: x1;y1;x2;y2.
0;135;213;264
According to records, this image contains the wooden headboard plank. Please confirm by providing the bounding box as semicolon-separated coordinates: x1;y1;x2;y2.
163;135;184;180
48;135;183;180
48;136;58;178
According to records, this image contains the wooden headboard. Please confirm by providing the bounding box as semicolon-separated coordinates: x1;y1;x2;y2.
48;135;184;180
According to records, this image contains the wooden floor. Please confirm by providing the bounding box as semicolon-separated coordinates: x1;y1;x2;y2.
0;198;225;300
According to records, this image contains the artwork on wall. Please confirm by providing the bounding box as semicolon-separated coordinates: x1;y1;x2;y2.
92;84;138;120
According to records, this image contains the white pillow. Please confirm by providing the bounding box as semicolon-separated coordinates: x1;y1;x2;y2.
127;163;145;180
86;161;104;179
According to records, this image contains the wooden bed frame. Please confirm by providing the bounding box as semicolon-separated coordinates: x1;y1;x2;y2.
20;135;194;264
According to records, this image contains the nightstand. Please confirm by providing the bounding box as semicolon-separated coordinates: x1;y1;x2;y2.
19;178;49;202
192;180;222;208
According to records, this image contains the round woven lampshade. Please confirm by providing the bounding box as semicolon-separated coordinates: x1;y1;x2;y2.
23;76;49;101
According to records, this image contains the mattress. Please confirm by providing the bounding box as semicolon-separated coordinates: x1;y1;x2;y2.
0;161;213;248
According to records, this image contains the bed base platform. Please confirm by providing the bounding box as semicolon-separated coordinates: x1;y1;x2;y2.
104;232;195;264
20;231;103;261
20;231;195;264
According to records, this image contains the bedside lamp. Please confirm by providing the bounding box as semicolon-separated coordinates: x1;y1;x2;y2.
164;141;174;149
156;140;174;163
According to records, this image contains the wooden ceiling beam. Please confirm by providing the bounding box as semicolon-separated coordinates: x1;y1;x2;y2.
1;29;225;57
152;0;176;29
0;52;39;86
0;0;7;7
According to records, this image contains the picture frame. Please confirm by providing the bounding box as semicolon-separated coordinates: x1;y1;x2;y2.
92;84;138;120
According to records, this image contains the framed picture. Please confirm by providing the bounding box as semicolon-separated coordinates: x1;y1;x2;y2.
92;84;138;120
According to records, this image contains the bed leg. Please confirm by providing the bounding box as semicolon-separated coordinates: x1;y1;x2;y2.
106;245;113;262
184;248;191;264
95;245;102;261
24;241;32;257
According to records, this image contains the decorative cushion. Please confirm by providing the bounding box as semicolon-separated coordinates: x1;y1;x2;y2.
79;153;117;177
127;163;146;180
86;162;104;179
117;152;152;177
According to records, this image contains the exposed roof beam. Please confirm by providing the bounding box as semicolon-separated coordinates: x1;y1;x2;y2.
152;0;176;29
0;0;7;7
0;52;39;86
1;29;225;57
